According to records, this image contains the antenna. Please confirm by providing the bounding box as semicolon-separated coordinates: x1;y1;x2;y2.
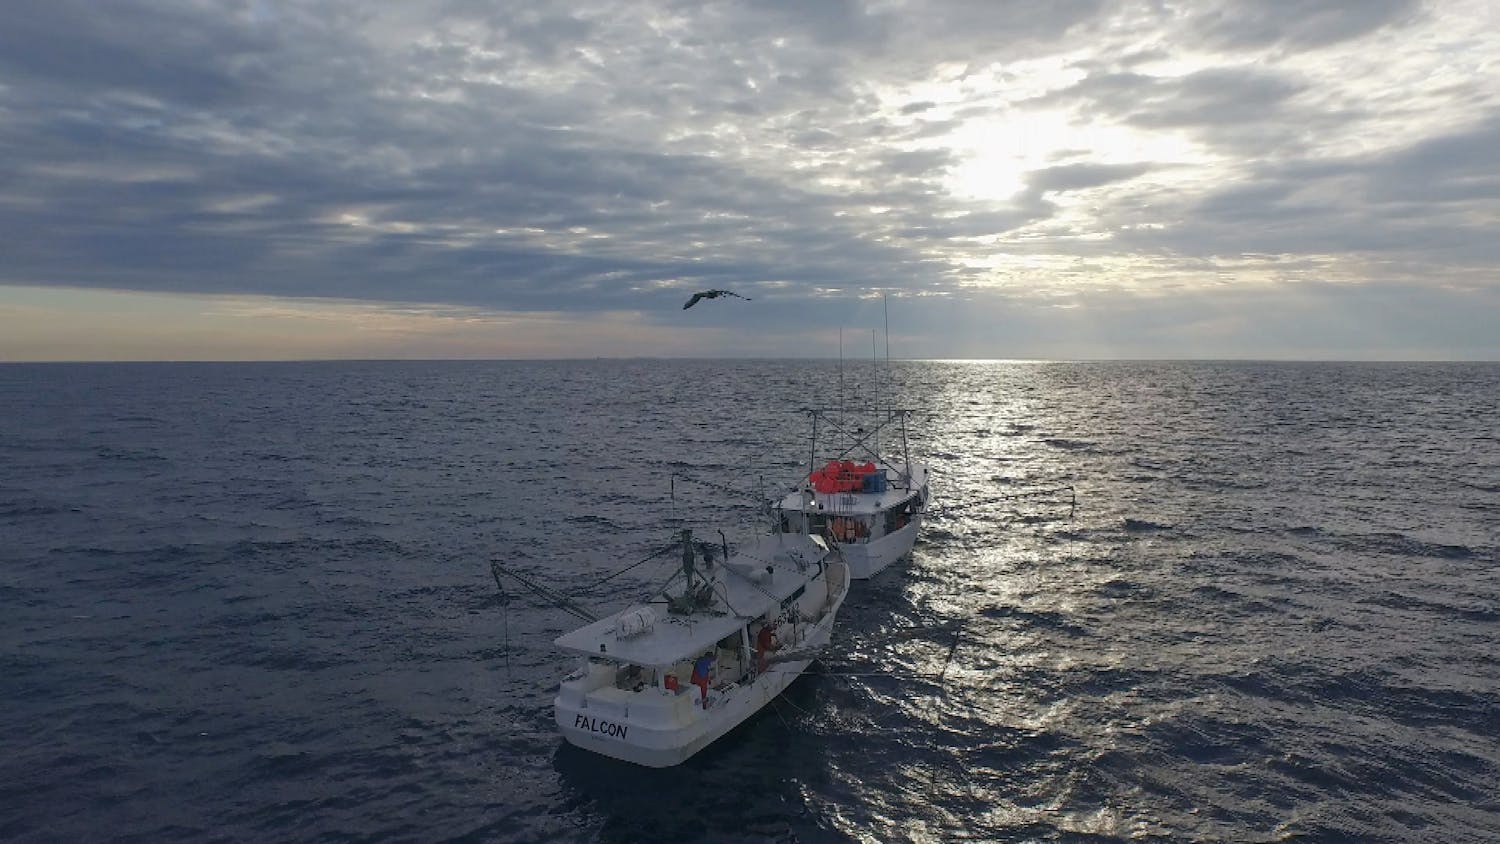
884;292;891;372
838;326;845;427
884;292;891;464
872;328;880;458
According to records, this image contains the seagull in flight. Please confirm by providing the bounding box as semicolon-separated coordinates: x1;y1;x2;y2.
682;289;751;309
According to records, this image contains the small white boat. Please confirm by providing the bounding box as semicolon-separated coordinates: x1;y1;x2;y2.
552;530;849;768
772;409;930;579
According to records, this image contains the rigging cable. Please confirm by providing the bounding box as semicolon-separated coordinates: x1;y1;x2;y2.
589;540;680;589
490;560;598;623
669;472;775;508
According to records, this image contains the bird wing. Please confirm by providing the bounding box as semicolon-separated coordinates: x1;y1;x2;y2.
682;289;749;308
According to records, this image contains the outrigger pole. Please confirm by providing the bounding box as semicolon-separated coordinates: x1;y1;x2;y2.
490;561;599;623
488;537;685;625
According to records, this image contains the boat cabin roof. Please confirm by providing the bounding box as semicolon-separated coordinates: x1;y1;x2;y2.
553;533;831;668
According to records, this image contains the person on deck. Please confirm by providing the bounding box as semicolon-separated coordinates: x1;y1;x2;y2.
755;621;780;674
690;652;715;708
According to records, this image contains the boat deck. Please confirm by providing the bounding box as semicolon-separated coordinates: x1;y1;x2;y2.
552;533;831;668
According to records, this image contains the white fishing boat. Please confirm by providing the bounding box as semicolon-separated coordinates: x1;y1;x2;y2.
550;530;848;768
772;408;930;579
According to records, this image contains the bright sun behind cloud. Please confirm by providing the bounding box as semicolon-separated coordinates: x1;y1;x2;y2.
943;115;1056;200
943;106;1214;204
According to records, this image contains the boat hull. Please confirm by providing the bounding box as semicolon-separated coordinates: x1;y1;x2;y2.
553;563;848;767
839;514;921;579
775;462;930;580
554;653;821;767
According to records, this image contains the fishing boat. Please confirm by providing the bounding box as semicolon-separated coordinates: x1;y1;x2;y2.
549;529;849;767
772;408;930;579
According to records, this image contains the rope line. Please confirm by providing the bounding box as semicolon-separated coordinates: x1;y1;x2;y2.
589;541;679;589
670;472;774;508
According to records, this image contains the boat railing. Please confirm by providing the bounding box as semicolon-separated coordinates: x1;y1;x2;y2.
822;563;846;614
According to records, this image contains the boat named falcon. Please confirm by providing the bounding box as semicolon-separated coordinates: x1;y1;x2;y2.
551;530;849;767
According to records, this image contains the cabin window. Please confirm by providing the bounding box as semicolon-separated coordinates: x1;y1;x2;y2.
828;515;870;543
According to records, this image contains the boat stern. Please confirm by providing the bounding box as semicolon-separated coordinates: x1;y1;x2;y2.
553;670;715;768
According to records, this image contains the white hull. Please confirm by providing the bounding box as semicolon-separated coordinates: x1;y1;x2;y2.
839;514;921;579
554;561;848;767
554;652;823;767
776;461;929;580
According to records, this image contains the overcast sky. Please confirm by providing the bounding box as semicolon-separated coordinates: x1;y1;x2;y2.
2;0;1497;360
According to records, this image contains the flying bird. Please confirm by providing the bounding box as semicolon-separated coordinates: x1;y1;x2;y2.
682;289;751;309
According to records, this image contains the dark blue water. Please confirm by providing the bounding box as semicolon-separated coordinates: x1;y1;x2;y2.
3;360;1497;842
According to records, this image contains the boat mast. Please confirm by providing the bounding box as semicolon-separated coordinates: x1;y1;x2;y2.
883;292;891;370
808;411;818;483
872;328;880;459
670;528;709;615
900;409;912;487
884;292;891;434
886;293;907;485
838;326;845;428
679;528;695;593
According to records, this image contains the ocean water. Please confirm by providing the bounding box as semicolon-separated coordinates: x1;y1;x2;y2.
2;360;1497;842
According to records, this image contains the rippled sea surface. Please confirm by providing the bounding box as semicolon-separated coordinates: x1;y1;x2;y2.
3;360;1497;842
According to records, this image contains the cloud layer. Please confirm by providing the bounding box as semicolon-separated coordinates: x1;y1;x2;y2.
2;0;1497;357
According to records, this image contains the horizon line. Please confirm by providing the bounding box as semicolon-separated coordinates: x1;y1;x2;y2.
3;356;1497;365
